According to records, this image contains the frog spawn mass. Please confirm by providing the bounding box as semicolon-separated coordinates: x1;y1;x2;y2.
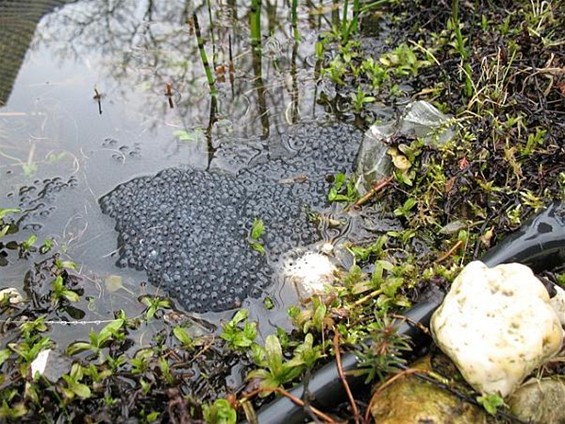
99;122;362;312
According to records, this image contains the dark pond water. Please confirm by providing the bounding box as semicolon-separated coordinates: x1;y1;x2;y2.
0;0;361;340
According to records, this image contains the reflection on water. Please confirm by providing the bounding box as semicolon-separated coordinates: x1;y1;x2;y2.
0;0;347;330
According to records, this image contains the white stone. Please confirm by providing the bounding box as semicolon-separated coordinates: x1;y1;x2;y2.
431;261;563;397
31;349;51;378
283;251;336;301
0;287;24;304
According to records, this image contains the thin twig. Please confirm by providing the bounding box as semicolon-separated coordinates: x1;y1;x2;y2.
351;176;393;210
434;239;463;264
389;313;430;336
332;331;361;423
353;289;383;307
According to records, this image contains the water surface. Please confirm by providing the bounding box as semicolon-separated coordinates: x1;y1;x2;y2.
0;0;348;335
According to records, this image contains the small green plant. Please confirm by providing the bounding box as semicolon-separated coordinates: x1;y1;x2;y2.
8;317;52;378
203;398;237;424
387;228;416;244
380;43;430;77
66;317;126;360
139;295;171;321
448;0;473;97
348;235;388;262
61;363;92;400
328;172;358;203
172;326;194;349
248;218;266;254
0;398;27;420
289;297;335;333
351;86;375;114
0;208;19;239
352;317;412;383
393;197;417;218
220;309;257;350
54;258;78;271
360;57;389;88
522;128;546;156
247;333;322;395
51;275;80;306
40;238;53;254
477;393;506;415
158;357;174;384
519;190;544;211
130;349;154;375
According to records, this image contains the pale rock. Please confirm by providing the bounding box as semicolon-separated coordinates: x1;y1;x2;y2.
431;261;563;397
283;251;336;301
508;377;565;424
0;287;24;304
31;349;51;378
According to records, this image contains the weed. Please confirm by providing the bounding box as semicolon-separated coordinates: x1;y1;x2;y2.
352;317;412;383
51;275;80;307
393;197;417;218
248;217;266;254
328;172;358;203
220;309;257;350
66;317;126;361
139;295;171;321
351;86;376;114
348;235;388;262
61;363;92;401
172;326;194;350
203;398;237;424
8;317;53;378
20;234;37;255
247;333;322;395
476;393;506;415
449;0;473;97
289;296;335;334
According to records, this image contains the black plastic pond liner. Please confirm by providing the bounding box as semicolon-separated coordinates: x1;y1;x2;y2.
247;201;565;424
249;299;440;424
482;201;565;273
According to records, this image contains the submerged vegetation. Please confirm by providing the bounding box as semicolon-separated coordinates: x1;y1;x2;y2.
0;0;564;422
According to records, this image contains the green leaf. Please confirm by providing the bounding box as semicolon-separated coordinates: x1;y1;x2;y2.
22;234;37;251
66;342;93;356
0;208;20;220
68;380;91;399
477;393;506;415
55;259;78;271
0;349;12;366
231;309;249;325
0;225;10;239
39;238;53;254
63;291;80;302
264;335;283;376
173;327;193;348
250;218;265;240
203;399;237;424
98;319;125;344
250;242;265;255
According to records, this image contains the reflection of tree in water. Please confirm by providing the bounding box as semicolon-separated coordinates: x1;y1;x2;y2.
38;0;329;145
0;0;76;106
